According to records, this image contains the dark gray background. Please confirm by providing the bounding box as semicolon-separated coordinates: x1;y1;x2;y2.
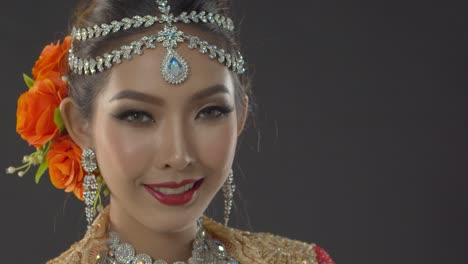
1;0;467;263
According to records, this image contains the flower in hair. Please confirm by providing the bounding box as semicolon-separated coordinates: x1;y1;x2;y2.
16;78;65;148
47;135;85;200
7;36;108;204
32;36;71;81
16;37;70;148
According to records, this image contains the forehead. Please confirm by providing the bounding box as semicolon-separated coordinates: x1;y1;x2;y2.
100;25;234;102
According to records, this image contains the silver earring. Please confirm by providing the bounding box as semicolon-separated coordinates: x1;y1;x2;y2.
222;169;235;226
82;148;98;230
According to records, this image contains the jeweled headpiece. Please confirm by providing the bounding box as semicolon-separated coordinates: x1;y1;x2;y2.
69;0;245;84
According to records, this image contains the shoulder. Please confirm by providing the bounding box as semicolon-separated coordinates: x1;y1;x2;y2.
46;209;110;264
233;230;335;264
46;236;108;264
202;216;335;264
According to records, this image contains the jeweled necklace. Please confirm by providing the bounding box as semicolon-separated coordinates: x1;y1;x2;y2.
98;218;238;264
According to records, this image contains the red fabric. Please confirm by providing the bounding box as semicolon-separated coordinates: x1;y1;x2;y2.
313;245;335;264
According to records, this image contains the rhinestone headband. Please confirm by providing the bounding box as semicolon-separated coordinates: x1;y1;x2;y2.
68;0;245;85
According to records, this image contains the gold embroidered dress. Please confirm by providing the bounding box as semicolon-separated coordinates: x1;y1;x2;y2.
47;207;334;264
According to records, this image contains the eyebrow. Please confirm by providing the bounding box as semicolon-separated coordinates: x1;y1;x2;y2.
108;84;230;105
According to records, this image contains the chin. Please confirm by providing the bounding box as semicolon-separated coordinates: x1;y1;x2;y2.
138;192;210;233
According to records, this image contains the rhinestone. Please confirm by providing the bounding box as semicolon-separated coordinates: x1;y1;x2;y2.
94;25;102;37
226;18;234;31
209;52;217;59
132;254;152;264
179;11;189;23
101;24;111;36
112;50;122;64
111;21;122;32
81;28;88;41
83;175;98;189
108;231;120;250
81;149;97;173
219;16;226;27
87;27;95;38
122;17;133;30
189;11;199;23
215;241;225;252
114;243;135;263
83;60;90;75
131;41;143;55
89;58;97;74
214;14;221;25
199;45;207;54
77;59;83;75
169;57;182;76
96;57;104;72
198;11;207;23
104;53;113;68
161;49;189;85
226;54;232;67
143;35;157;49
188;42;196;49
144;15;155;27
133;15;144;27
208;240;227;259
207;12;214;23
122;45;133;60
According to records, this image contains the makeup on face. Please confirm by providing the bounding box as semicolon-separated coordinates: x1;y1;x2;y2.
143;178;205;206
94;42;242;234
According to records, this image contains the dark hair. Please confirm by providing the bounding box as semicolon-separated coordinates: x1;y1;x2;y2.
67;0;253;122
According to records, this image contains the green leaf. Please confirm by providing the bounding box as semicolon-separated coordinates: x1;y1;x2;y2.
54;108;65;133
23;73;34;88
35;157;48;184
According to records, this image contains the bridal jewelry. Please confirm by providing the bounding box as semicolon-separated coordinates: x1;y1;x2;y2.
222;169;235;226
82;148;99;230
99;218;238;264
69;0;245;84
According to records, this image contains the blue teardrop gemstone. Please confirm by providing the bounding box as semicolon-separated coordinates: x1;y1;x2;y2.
168;57;182;77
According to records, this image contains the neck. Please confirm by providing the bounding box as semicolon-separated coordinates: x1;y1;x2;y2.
108;202;197;263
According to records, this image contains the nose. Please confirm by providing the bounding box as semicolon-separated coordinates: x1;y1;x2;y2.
156;117;194;171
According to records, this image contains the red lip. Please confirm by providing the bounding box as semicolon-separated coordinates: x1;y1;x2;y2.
144;178;204;206
145;178;201;188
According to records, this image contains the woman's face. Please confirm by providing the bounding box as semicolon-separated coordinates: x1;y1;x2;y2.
88;29;247;232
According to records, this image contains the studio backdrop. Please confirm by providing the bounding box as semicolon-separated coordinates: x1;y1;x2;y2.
0;0;467;263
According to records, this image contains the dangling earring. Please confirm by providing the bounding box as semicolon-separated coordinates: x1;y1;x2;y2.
222;168;235;226
81;148;98;230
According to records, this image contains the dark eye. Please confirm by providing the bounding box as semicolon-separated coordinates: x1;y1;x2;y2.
115;110;154;124
197;105;233;120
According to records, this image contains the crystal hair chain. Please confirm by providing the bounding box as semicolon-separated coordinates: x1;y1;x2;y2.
68;0;245;85
71;12;234;41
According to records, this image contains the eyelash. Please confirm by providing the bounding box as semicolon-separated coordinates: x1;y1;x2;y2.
114;105;234;125
197;105;234;120
115;110;154;125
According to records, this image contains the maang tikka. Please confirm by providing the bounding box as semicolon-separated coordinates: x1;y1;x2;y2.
69;0;246;85
81;148;99;230
222;168;235;226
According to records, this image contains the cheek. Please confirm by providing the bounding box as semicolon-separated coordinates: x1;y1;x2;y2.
92;112;238;191
193;117;238;172
93;114;156;187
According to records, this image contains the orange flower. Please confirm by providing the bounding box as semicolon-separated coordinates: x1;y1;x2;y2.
16;79;64;148
46;135;84;200
16;36;71;148
32;71;68;99
32;36;72;80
